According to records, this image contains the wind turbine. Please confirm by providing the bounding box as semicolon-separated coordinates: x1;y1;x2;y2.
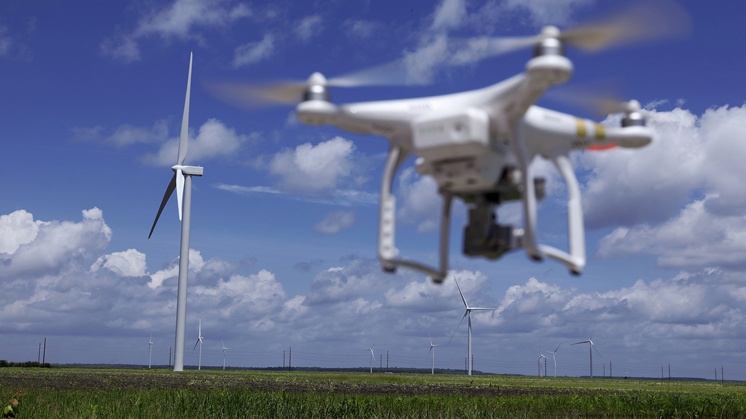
366;348;374;373
537;353;547;377
193;319;203;370
449;277;497;376
222;340;230;370
573;338;601;378
148;335;153;369
147;52;203;373
427;336;437;375
549;343;561;378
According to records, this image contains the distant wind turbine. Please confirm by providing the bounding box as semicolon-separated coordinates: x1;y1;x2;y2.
550;343;561;378
449;277;497;376
573;338;601;378
147;52;203;373
537;353;547;377
222;340;230;370
427;336;437;375
193;319;203;370
148;335;153;369
366;348;374;373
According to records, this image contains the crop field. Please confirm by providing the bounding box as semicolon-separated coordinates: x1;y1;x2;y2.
2;367;746;418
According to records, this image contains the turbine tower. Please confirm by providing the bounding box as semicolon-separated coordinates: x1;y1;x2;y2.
550;343;561;378
222;340;230;370
148;52;203;372
148;335;153;369
449;277;497;376
428;336;437;375
366;348;374;373
573;338;601;378
193;319;203;370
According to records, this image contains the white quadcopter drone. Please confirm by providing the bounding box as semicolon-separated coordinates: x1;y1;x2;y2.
213;2;688;283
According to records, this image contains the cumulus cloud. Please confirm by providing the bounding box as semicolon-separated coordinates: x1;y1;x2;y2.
91;249;147;277
101;0;252;62
0;210;42;254
396;167;441;233
142;118;247;166
314;211;355;235
0;208;112;280
583;106;746;271
430;0;468;31
269;137;355;194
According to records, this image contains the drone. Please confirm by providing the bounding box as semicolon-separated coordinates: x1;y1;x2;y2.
212;1;688;283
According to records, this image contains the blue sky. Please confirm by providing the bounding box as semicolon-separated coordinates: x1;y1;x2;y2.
2;0;746;379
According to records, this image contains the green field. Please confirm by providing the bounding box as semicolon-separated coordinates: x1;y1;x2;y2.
2;367;745;418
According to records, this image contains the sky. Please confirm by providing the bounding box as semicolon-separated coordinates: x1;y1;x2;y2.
2;0;746;380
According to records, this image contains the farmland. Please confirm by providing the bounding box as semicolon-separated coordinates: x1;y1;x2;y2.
2;367;746;417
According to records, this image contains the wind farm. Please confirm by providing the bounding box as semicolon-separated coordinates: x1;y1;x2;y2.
5;3;746;418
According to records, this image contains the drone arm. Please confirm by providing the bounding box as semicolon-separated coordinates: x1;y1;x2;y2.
378;145;451;283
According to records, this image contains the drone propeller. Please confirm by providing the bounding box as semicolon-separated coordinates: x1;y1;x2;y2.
206;59;422;108
467;0;690;58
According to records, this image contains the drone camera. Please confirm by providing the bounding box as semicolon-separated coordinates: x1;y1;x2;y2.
463;203;521;260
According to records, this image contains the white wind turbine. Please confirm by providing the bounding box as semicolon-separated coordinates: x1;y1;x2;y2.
222;340;230;370
573;338;601;378
427;336;437;375
193;319;203;370
366;348;374;373
147;52;203;373
549;343;561;378
449;277;497;376
148;335;153;369
537;353;547;377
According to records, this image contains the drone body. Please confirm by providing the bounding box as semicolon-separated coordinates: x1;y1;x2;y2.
212;1;688;283
293;46;652;283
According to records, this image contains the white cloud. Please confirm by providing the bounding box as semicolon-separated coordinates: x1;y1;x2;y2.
430;0;468;31
314;211;355;235
148;249;206;289
91;249;147;277
215;183;377;207
583;105;746;271
74;120;170;147
501;0;594;27
0;210;42;254
269;137;355;194
101;0;252;62
396;167;441;233
344;19;378;40
295;15;323;42
233;33;275;67
0;208;111;280
143;118;247;166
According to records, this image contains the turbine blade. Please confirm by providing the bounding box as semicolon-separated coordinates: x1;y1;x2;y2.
454;277;469;308
177;53;193;166
193;339;199;351
175;169;185;221
449;311;468;344
148;173;177;239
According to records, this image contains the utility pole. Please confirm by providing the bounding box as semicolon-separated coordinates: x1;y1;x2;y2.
37;342;41;363
386;351;389;372
169;347;172;367
661;366;664;379
721;366;724;383
668;364;671;380
610;361;612;378
289;347;292;371
715;368;718;381
42;338;46;364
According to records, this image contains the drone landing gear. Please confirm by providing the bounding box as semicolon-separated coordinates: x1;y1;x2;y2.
378;145;451;284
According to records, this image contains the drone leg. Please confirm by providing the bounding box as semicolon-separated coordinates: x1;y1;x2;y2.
508;129;542;261
378;145;407;272
433;192;453;284
538;153;585;274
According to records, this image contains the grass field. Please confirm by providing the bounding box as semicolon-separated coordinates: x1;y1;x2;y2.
2;367;746;418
